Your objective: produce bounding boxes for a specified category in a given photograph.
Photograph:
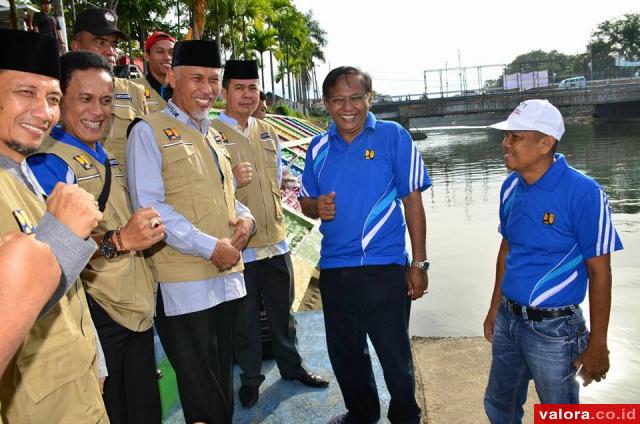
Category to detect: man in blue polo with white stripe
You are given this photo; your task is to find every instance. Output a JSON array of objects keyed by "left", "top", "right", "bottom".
[
  {"left": 483, "top": 99, "right": 623, "bottom": 423},
  {"left": 300, "top": 66, "right": 430, "bottom": 424}
]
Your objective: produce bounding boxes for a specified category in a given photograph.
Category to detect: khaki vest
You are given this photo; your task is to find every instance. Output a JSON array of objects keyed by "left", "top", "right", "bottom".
[
  {"left": 133, "top": 74, "right": 167, "bottom": 114},
  {"left": 103, "top": 77, "right": 148, "bottom": 171},
  {"left": 0, "top": 169, "right": 106, "bottom": 424},
  {"left": 39, "top": 136, "right": 155, "bottom": 332},
  {"left": 212, "top": 119, "right": 286, "bottom": 247},
  {"left": 141, "top": 112, "right": 243, "bottom": 282}
]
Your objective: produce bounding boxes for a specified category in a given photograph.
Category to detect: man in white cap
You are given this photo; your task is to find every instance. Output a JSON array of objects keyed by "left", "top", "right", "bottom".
[{"left": 483, "top": 99, "right": 623, "bottom": 423}]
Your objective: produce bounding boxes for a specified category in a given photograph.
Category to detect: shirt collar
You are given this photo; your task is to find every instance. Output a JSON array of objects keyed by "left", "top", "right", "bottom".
[
  {"left": 328, "top": 111, "right": 377, "bottom": 138},
  {"left": 218, "top": 111, "right": 255, "bottom": 136},
  {"left": 518, "top": 153, "right": 569, "bottom": 191},
  {"left": 50, "top": 125, "right": 107, "bottom": 164},
  {"left": 165, "top": 100, "right": 211, "bottom": 135}
]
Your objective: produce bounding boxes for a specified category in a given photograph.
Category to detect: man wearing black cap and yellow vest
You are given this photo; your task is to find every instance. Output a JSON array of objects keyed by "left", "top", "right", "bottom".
[
  {"left": 0, "top": 29, "right": 106, "bottom": 423},
  {"left": 214, "top": 59, "right": 329, "bottom": 409},
  {"left": 71, "top": 7, "right": 148, "bottom": 171},
  {"left": 127, "top": 40, "right": 255, "bottom": 424}
]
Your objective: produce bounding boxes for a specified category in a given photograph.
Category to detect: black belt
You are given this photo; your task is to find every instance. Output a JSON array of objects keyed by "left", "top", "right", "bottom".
[{"left": 503, "top": 297, "right": 576, "bottom": 322}]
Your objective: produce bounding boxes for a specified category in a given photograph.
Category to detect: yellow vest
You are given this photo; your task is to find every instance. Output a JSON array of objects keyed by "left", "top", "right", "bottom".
[
  {"left": 0, "top": 168, "right": 106, "bottom": 424},
  {"left": 103, "top": 77, "right": 148, "bottom": 171},
  {"left": 38, "top": 136, "right": 155, "bottom": 332},
  {"left": 140, "top": 112, "right": 244, "bottom": 282},
  {"left": 212, "top": 118, "right": 286, "bottom": 247},
  {"left": 132, "top": 74, "right": 167, "bottom": 114}
]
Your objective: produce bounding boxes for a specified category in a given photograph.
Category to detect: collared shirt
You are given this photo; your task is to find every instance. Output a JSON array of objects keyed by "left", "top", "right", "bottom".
[
  {"left": 126, "top": 100, "right": 250, "bottom": 316},
  {"left": 0, "top": 154, "right": 96, "bottom": 314},
  {"left": 300, "top": 112, "right": 431, "bottom": 269},
  {"left": 499, "top": 153, "right": 623, "bottom": 307},
  {"left": 217, "top": 111, "right": 288, "bottom": 263},
  {"left": 145, "top": 72, "right": 173, "bottom": 102},
  {"left": 27, "top": 126, "right": 108, "bottom": 195}
]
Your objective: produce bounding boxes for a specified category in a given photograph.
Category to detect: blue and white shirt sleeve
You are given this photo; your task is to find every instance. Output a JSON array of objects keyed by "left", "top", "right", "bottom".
[
  {"left": 392, "top": 125, "right": 431, "bottom": 198},
  {"left": 573, "top": 184, "right": 623, "bottom": 259},
  {"left": 27, "top": 153, "right": 76, "bottom": 196},
  {"left": 300, "top": 133, "right": 328, "bottom": 199},
  {"left": 498, "top": 173, "right": 519, "bottom": 235}
]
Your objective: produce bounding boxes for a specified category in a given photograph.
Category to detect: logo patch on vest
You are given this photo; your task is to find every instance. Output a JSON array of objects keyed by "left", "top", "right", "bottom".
[
  {"left": 114, "top": 93, "right": 132, "bottom": 101},
  {"left": 12, "top": 209, "right": 36, "bottom": 235},
  {"left": 365, "top": 149, "right": 376, "bottom": 160},
  {"left": 260, "top": 132, "right": 271, "bottom": 141},
  {"left": 108, "top": 158, "right": 119, "bottom": 167},
  {"left": 144, "top": 88, "right": 151, "bottom": 98},
  {"left": 73, "top": 154, "right": 93, "bottom": 170},
  {"left": 163, "top": 128, "right": 182, "bottom": 141},
  {"left": 213, "top": 134, "right": 223, "bottom": 143},
  {"left": 543, "top": 211, "right": 555, "bottom": 225}
]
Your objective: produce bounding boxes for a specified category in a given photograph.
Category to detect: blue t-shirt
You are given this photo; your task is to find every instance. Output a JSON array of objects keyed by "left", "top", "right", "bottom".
[
  {"left": 499, "top": 153, "right": 623, "bottom": 307},
  {"left": 300, "top": 112, "right": 431, "bottom": 269},
  {"left": 27, "top": 126, "right": 108, "bottom": 195}
]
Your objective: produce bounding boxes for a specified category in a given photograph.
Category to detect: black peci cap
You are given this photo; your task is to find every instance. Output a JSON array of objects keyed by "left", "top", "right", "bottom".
[
  {"left": 73, "top": 7, "right": 128, "bottom": 40},
  {"left": 223, "top": 60, "right": 259, "bottom": 80},
  {"left": 0, "top": 29, "right": 60, "bottom": 79},
  {"left": 172, "top": 40, "right": 221, "bottom": 68}
]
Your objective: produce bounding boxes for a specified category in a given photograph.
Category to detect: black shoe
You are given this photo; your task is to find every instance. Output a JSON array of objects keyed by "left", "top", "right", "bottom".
[
  {"left": 239, "top": 384, "right": 260, "bottom": 408},
  {"left": 285, "top": 369, "right": 329, "bottom": 388}
]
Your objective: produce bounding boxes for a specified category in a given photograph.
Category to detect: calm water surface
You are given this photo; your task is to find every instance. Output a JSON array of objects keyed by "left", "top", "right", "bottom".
[{"left": 408, "top": 122, "right": 640, "bottom": 403}]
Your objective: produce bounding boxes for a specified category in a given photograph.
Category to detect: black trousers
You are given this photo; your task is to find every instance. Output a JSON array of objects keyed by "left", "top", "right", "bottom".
[
  {"left": 155, "top": 290, "right": 238, "bottom": 424},
  {"left": 233, "top": 252, "right": 303, "bottom": 385},
  {"left": 87, "top": 296, "right": 161, "bottom": 424},
  {"left": 319, "top": 265, "right": 422, "bottom": 424}
]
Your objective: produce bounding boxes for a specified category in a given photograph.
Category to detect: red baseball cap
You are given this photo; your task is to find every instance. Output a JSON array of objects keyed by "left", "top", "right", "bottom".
[{"left": 145, "top": 31, "right": 176, "bottom": 52}]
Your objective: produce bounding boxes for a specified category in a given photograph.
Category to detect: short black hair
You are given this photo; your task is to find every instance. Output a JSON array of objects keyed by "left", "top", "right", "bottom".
[
  {"left": 322, "top": 66, "right": 372, "bottom": 97},
  {"left": 259, "top": 91, "right": 266, "bottom": 101},
  {"left": 60, "top": 51, "right": 114, "bottom": 94}
]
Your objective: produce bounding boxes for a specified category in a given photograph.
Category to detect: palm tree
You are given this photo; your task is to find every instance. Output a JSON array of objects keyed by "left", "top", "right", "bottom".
[{"left": 249, "top": 22, "right": 278, "bottom": 91}]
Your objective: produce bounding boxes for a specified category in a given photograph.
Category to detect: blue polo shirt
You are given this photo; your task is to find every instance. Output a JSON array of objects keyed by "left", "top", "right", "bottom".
[
  {"left": 300, "top": 112, "right": 431, "bottom": 269},
  {"left": 27, "top": 126, "right": 108, "bottom": 196},
  {"left": 499, "top": 153, "right": 623, "bottom": 307}
]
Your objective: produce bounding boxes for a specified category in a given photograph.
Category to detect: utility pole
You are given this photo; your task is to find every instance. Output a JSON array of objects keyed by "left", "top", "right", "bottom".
[
  {"left": 53, "top": 0, "right": 68, "bottom": 52},
  {"left": 458, "top": 49, "right": 463, "bottom": 94}
]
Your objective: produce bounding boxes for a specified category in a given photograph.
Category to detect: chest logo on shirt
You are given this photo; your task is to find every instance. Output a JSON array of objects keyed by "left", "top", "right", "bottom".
[
  {"left": 163, "top": 128, "right": 182, "bottom": 141},
  {"left": 114, "top": 93, "right": 133, "bottom": 101},
  {"left": 73, "top": 154, "right": 93, "bottom": 170},
  {"left": 365, "top": 149, "right": 376, "bottom": 160},
  {"left": 144, "top": 88, "right": 151, "bottom": 99},
  {"left": 12, "top": 209, "right": 36, "bottom": 235},
  {"left": 543, "top": 211, "right": 555, "bottom": 225},
  {"left": 260, "top": 132, "right": 271, "bottom": 141}
]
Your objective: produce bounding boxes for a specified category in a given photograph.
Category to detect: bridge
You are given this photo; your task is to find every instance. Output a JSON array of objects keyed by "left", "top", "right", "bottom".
[{"left": 370, "top": 79, "right": 640, "bottom": 127}]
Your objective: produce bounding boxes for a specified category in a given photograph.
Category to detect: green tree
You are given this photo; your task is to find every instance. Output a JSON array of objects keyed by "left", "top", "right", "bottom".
[
  {"left": 590, "top": 13, "right": 640, "bottom": 79},
  {"left": 249, "top": 21, "right": 278, "bottom": 92}
]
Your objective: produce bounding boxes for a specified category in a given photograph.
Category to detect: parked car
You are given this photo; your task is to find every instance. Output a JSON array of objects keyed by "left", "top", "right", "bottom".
[{"left": 558, "top": 76, "right": 586, "bottom": 89}]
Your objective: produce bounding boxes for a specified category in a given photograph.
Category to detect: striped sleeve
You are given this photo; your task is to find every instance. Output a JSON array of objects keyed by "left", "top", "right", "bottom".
[
  {"left": 574, "top": 186, "right": 623, "bottom": 259},
  {"left": 299, "top": 134, "right": 327, "bottom": 199},
  {"left": 394, "top": 126, "right": 431, "bottom": 198},
  {"left": 27, "top": 153, "right": 76, "bottom": 196}
]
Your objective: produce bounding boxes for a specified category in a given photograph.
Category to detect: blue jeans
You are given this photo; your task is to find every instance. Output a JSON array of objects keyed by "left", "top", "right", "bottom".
[
  {"left": 320, "top": 265, "right": 421, "bottom": 424},
  {"left": 484, "top": 300, "right": 590, "bottom": 424}
]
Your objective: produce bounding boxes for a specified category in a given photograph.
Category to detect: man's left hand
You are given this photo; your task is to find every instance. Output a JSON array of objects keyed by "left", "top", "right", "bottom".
[
  {"left": 574, "top": 343, "right": 610, "bottom": 386},
  {"left": 229, "top": 217, "right": 254, "bottom": 251},
  {"left": 407, "top": 267, "right": 428, "bottom": 300}
]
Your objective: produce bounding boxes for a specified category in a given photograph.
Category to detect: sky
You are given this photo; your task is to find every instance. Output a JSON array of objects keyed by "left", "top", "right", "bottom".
[{"left": 287, "top": 0, "right": 639, "bottom": 96}]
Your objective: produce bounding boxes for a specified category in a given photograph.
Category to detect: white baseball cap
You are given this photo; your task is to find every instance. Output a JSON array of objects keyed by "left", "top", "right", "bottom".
[{"left": 489, "top": 99, "right": 565, "bottom": 141}]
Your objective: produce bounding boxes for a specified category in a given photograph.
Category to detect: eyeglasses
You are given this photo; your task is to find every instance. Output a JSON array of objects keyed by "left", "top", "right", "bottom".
[
  {"left": 91, "top": 37, "right": 120, "bottom": 50},
  {"left": 327, "top": 93, "right": 368, "bottom": 107}
]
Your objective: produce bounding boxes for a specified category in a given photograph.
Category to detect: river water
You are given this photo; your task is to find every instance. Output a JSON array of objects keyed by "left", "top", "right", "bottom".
[{"left": 408, "top": 122, "right": 640, "bottom": 403}]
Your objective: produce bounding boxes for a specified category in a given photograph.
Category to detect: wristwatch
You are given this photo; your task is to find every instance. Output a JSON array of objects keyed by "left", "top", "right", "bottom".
[
  {"left": 99, "top": 230, "right": 118, "bottom": 259},
  {"left": 410, "top": 260, "right": 430, "bottom": 273}
]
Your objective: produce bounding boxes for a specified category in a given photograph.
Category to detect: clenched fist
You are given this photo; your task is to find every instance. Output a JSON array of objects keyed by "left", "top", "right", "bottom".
[
  {"left": 210, "top": 237, "right": 241, "bottom": 271},
  {"left": 233, "top": 162, "right": 253, "bottom": 188},
  {"left": 119, "top": 208, "right": 165, "bottom": 251},
  {"left": 317, "top": 192, "right": 336, "bottom": 221},
  {"left": 46, "top": 183, "right": 102, "bottom": 239}
]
